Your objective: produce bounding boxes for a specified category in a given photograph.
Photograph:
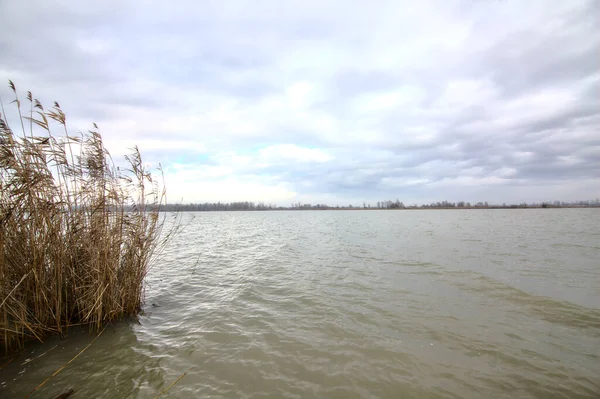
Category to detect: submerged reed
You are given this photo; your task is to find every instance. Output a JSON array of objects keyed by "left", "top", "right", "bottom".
[{"left": 0, "top": 81, "right": 167, "bottom": 352}]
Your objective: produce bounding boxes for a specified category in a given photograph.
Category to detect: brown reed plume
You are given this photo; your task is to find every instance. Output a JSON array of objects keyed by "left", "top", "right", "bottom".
[{"left": 0, "top": 81, "right": 169, "bottom": 352}]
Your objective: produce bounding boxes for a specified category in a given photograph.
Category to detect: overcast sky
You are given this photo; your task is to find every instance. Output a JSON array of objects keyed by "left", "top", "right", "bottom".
[{"left": 1, "top": 0, "right": 598, "bottom": 206}]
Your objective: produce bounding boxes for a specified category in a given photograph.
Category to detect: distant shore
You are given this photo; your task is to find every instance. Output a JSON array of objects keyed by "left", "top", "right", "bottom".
[{"left": 160, "top": 204, "right": 600, "bottom": 212}]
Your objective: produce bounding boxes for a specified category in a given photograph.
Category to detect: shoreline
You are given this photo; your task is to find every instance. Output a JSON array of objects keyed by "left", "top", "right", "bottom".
[{"left": 159, "top": 205, "right": 600, "bottom": 212}]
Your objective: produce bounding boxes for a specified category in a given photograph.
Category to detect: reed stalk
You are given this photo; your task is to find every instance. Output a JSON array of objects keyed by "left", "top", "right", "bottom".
[{"left": 0, "top": 81, "right": 168, "bottom": 352}]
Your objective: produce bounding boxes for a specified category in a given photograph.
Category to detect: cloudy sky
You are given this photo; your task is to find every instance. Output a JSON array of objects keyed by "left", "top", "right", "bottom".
[{"left": 1, "top": 0, "right": 598, "bottom": 206}]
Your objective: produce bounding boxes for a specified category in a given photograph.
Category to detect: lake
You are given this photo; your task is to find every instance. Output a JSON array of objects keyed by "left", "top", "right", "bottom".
[{"left": 1, "top": 209, "right": 599, "bottom": 398}]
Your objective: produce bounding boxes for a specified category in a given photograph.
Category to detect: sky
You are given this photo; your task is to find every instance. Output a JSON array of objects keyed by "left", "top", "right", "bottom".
[{"left": 1, "top": 0, "right": 599, "bottom": 206}]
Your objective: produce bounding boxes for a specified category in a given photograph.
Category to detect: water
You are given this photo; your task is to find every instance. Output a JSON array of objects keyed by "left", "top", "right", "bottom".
[{"left": 1, "top": 209, "right": 599, "bottom": 398}]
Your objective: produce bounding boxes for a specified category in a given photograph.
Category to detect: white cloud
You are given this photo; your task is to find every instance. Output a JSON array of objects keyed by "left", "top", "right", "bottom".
[
  {"left": 163, "top": 170, "right": 297, "bottom": 204},
  {"left": 258, "top": 144, "right": 332, "bottom": 163}
]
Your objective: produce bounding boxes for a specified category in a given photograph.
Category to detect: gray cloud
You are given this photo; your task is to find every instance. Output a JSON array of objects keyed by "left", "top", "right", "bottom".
[{"left": 1, "top": 0, "right": 599, "bottom": 205}]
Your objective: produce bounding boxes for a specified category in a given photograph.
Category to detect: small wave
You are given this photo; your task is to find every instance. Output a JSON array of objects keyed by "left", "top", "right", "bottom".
[{"left": 453, "top": 273, "right": 600, "bottom": 330}]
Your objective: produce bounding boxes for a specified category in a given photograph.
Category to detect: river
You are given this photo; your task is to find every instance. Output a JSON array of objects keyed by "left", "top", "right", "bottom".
[{"left": 1, "top": 209, "right": 599, "bottom": 398}]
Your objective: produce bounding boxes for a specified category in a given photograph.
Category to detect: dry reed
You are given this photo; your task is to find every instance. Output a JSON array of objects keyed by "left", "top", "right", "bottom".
[{"left": 0, "top": 81, "right": 168, "bottom": 353}]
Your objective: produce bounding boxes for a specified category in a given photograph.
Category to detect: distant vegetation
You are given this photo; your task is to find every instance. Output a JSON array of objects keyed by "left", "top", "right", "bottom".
[
  {"left": 0, "top": 82, "right": 168, "bottom": 352},
  {"left": 161, "top": 199, "right": 599, "bottom": 212}
]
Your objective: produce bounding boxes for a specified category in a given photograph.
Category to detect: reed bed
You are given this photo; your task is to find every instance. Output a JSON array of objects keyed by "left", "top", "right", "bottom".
[{"left": 0, "top": 81, "right": 168, "bottom": 352}]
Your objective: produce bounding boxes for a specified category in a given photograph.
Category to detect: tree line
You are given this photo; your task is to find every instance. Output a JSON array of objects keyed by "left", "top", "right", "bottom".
[{"left": 159, "top": 199, "right": 600, "bottom": 212}]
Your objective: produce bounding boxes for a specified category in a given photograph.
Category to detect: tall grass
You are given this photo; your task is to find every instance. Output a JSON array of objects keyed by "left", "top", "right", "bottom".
[{"left": 0, "top": 81, "right": 167, "bottom": 352}]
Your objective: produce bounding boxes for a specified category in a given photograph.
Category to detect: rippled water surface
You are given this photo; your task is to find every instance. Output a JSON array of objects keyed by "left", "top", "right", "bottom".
[{"left": 2, "top": 209, "right": 600, "bottom": 398}]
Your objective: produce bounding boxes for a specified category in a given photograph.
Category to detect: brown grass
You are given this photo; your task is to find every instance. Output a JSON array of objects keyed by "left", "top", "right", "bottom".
[{"left": 0, "top": 81, "right": 169, "bottom": 353}]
